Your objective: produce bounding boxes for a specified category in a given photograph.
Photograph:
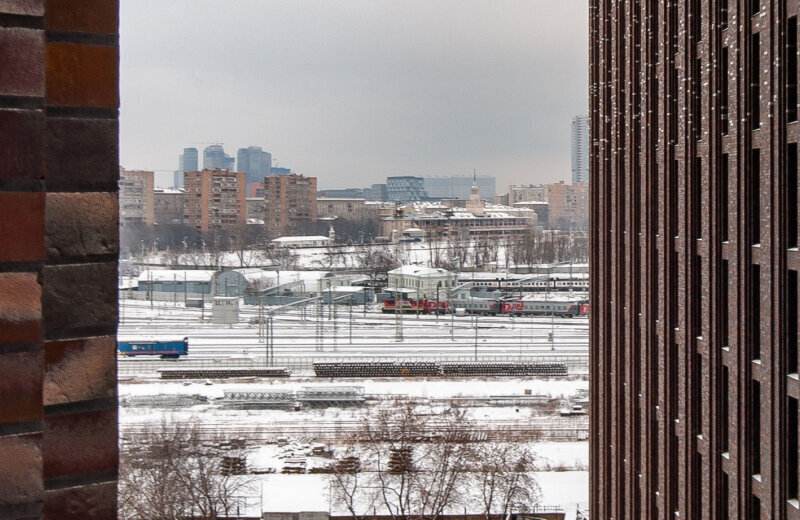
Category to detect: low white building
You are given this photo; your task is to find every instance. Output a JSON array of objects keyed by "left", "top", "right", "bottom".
[
  {"left": 271, "top": 236, "right": 331, "bottom": 248},
  {"left": 387, "top": 265, "right": 457, "bottom": 299}
]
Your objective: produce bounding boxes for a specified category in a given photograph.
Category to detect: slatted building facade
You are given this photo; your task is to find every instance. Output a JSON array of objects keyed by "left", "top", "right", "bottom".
[{"left": 590, "top": 0, "right": 800, "bottom": 518}]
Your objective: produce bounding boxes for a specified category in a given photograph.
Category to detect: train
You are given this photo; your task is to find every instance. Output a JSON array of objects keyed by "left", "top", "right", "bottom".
[
  {"left": 117, "top": 337, "right": 189, "bottom": 358},
  {"left": 461, "top": 272, "right": 590, "bottom": 292},
  {"left": 382, "top": 295, "right": 589, "bottom": 318}
]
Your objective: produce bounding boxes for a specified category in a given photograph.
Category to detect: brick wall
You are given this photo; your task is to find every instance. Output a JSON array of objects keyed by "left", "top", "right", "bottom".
[
  {"left": 0, "top": 1, "right": 119, "bottom": 519},
  {"left": 591, "top": 1, "right": 800, "bottom": 518}
]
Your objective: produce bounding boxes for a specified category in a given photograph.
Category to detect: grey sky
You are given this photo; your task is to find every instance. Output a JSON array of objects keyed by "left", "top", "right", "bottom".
[{"left": 120, "top": 1, "right": 588, "bottom": 191}]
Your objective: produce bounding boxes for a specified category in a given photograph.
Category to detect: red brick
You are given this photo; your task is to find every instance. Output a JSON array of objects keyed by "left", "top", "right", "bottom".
[
  {"left": 0, "top": 350, "right": 42, "bottom": 425},
  {"left": 45, "top": 192, "right": 118, "bottom": 261},
  {"left": 43, "top": 408, "right": 117, "bottom": 479},
  {"left": 0, "top": 273, "right": 42, "bottom": 343},
  {"left": 0, "top": 27, "right": 44, "bottom": 97},
  {"left": 45, "top": 117, "right": 118, "bottom": 192},
  {"left": 0, "top": 109, "right": 44, "bottom": 181},
  {"left": 0, "top": 0, "right": 44, "bottom": 16},
  {"left": 44, "top": 481, "right": 116, "bottom": 520},
  {"left": 44, "top": 336, "right": 115, "bottom": 407},
  {"left": 42, "top": 262, "right": 116, "bottom": 338},
  {"left": 0, "top": 433, "right": 42, "bottom": 506},
  {"left": 46, "top": 43, "right": 117, "bottom": 107},
  {"left": 0, "top": 192, "right": 45, "bottom": 262},
  {"left": 44, "top": 0, "right": 116, "bottom": 34}
]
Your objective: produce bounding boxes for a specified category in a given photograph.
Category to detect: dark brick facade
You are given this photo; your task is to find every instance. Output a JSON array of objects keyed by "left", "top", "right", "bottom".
[
  {"left": 591, "top": 0, "right": 800, "bottom": 518},
  {"left": 0, "top": 2, "right": 119, "bottom": 519}
]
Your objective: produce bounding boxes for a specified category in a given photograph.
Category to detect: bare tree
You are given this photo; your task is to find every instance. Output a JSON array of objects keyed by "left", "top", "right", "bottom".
[
  {"left": 469, "top": 443, "right": 541, "bottom": 518},
  {"left": 119, "top": 420, "right": 253, "bottom": 520},
  {"left": 333, "top": 404, "right": 474, "bottom": 519}
]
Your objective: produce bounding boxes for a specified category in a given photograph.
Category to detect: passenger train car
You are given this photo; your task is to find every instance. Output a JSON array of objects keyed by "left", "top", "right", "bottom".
[
  {"left": 382, "top": 295, "right": 589, "bottom": 318},
  {"left": 117, "top": 337, "right": 189, "bottom": 358}
]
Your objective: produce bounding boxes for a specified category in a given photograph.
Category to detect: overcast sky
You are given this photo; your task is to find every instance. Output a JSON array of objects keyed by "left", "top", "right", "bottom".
[{"left": 120, "top": 1, "right": 588, "bottom": 191}]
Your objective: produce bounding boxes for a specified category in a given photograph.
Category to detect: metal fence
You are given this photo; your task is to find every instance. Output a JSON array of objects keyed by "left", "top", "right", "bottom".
[{"left": 118, "top": 353, "right": 589, "bottom": 376}]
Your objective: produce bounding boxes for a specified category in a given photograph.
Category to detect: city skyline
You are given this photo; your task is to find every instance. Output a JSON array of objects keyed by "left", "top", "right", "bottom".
[{"left": 119, "top": 0, "right": 588, "bottom": 190}]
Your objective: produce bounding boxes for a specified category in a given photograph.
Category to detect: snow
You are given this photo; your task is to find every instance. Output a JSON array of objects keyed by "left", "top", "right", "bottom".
[
  {"left": 260, "top": 475, "right": 330, "bottom": 512},
  {"left": 138, "top": 270, "right": 215, "bottom": 282},
  {"left": 119, "top": 378, "right": 588, "bottom": 401}
]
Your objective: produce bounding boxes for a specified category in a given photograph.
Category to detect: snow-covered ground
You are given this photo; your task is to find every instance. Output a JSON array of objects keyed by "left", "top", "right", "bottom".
[
  {"left": 118, "top": 292, "right": 589, "bottom": 516},
  {"left": 118, "top": 298, "right": 589, "bottom": 377}
]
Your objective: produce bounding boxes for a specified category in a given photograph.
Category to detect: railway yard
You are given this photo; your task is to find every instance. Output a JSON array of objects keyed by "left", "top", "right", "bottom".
[{"left": 118, "top": 297, "right": 590, "bottom": 516}]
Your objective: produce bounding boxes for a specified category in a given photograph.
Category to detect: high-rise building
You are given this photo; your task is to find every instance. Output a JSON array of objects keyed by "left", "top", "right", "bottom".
[
  {"left": 386, "top": 176, "right": 428, "bottom": 202},
  {"left": 423, "top": 175, "right": 496, "bottom": 200},
  {"left": 263, "top": 173, "right": 318, "bottom": 237},
  {"left": 183, "top": 169, "right": 247, "bottom": 232},
  {"left": 570, "top": 115, "right": 589, "bottom": 184},
  {"left": 237, "top": 146, "right": 272, "bottom": 187},
  {"left": 203, "top": 144, "right": 235, "bottom": 171},
  {"left": 119, "top": 167, "right": 154, "bottom": 227},
  {"left": 591, "top": 2, "right": 799, "bottom": 519},
  {"left": 175, "top": 147, "right": 198, "bottom": 188}
]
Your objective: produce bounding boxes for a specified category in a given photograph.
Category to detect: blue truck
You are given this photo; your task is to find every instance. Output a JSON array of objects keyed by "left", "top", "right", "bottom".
[{"left": 117, "top": 337, "right": 189, "bottom": 359}]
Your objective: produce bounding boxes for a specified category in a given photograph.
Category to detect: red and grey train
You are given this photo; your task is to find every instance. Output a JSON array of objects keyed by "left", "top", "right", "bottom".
[{"left": 382, "top": 295, "right": 589, "bottom": 318}]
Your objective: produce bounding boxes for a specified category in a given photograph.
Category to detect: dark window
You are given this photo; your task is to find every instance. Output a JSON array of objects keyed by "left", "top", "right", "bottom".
[
  {"left": 751, "top": 33, "right": 761, "bottom": 129},
  {"left": 692, "top": 157, "right": 702, "bottom": 240},
  {"left": 749, "top": 149, "right": 762, "bottom": 245},
  {"left": 751, "top": 265, "right": 762, "bottom": 361},
  {"left": 722, "top": 365, "right": 730, "bottom": 450},
  {"left": 693, "top": 59, "right": 702, "bottom": 142},
  {"left": 722, "top": 154, "right": 730, "bottom": 241},
  {"left": 722, "top": 259, "right": 729, "bottom": 348},
  {"left": 721, "top": 470, "right": 730, "bottom": 520},
  {"left": 722, "top": 47, "right": 729, "bottom": 135},
  {"left": 788, "top": 397, "right": 799, "bottom": 501},
  {"left": 691, "top": 448, "right": 702, "bottom": 517},
  {"left": 788, "top": 17, "right": 798, "bottom": 123},
  {"left": 751, "top": 381, "right": 762, "bottom": 475},
  {"left": 789, "top": 143, "right": 798, "bottom": 248},
  {"left": 721, "top": 0, "right": 729, "bottom": 30},
  {"left": 789, "top": 270, "right": 798, "bottom": 375},
  {"left": 751, "top": 495, "right": 761, "bottom": 520},
  {"left": 751, "top": 0, "right": 760, "bottom": 16}
]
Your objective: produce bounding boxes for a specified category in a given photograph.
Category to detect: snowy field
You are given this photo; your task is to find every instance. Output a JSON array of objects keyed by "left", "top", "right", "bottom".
[{"left": 118, "top": 295, "right": 589, "bottom": 515}]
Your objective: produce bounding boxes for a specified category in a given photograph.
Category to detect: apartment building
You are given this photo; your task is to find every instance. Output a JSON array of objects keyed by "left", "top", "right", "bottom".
[
  {"left": 119, "top": 167, "right": 154, "bottom": 227},
  {"left": 263, "top": 173, "right": 318, "bottom": 237},
  {"left": 547, "top": 181, "right": 587, "bottom": 230},
  {"left": 153, "top": 188, "right": 185, "bottom": 226},
  {"left": 183, "top": 169, "right": 247, "bottom": 232}
]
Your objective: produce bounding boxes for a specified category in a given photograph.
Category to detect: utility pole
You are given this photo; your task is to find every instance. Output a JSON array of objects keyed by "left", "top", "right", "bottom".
[{"left": 474, "top": 313, "right": 478, "bottom": 360}]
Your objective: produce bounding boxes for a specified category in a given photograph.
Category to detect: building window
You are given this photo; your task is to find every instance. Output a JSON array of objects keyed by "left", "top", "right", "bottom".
[
  {"left": 748, "top": 149, "right": 761, "bottom": 245},
  {"left": 751, "top": 33, "right": 761, "bottom": 129},
  {"left": 789, "top": 143, "right": 798, "bottom": 249},
  {"left": 751, "top": 380, "right": 762, "bottom": 475},
  {"left": 788, "top": 17, "right": 798, "bottom": 123},
  {"left": 789, "top": 270, "right": 799, "bottom": 375}
]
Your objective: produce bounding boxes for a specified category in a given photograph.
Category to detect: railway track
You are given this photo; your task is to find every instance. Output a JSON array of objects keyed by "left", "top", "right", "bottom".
[{"left": 120, "top": 418, "right": 588, "bottom": 443}]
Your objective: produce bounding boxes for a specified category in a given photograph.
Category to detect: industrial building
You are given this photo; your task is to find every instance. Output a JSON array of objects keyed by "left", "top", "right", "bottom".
[{"left": 136, "top": 270, "right": 214, "bottom": 295}]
